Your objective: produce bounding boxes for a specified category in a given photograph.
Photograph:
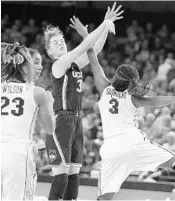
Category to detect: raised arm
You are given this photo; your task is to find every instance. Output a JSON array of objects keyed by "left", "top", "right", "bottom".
[
  {"left": 34, "top": 87, "right": 55, "bottom": 134},
  {"left": 53, "top": 2, "right": 122, "bottom": 78},
  {"left": 74, "top": 27, "right": 109, "bottom": 69},
  {"left": 87, "top": 48, "right": 110, "bottom": 95},
  {"left": 73, "top": 5, "right": 124, "bottom": 69},
  {"left": 132, "top": 95, "right": 175, "bottom": 108}
]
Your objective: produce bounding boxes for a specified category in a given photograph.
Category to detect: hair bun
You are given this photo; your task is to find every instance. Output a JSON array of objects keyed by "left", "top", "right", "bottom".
[{"left": 11, "top": 42, "right": 20, "bottom": 54}]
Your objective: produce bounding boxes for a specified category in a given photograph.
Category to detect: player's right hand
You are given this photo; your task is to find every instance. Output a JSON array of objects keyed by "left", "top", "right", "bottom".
[{"left": 104, "top": 2, "right": 124, "bottom": 22}]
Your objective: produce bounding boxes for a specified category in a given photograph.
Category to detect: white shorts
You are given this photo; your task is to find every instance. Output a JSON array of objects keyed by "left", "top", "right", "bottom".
[
  {"left": 1, "top": 141, "right": 37, "bottom": 200},
  {"left": 98, "top": 129, "right": 175, "bottom": 196}
]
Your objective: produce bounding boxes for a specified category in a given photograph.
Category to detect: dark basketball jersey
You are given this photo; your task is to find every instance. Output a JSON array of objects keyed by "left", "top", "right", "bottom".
[{"left": 51, "top": 62, "right": 83, "bottom": 113}]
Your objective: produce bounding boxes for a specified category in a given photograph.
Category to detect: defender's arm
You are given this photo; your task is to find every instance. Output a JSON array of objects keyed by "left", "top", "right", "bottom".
[
  {"left": 132, "top": 95, "right": 175, "bottom": 108},
  {"left": 87, "top": 48, "right": 110, "bottom": 96}
]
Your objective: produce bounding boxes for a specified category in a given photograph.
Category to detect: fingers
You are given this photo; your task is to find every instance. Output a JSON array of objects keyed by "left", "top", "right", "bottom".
[
  {"left": 111, "top": 2, "right": 116, "bottom": 12},
  {"left": 106, "top": 6, "right": 110, "bottom": 15},
  {"left": 114, "top": 5, "right": 122, "bottom": 14},
  {"left": 112, "top": 15, "right": 123, "bottom": 23},
  {"left": 76, "top": 18, "right": 83, "bottom": 26},
  {"left": 73, "top": 15, "right": 77, "bottom": 21},
  {"left": 73, "top": 16, "right": 83, "bottom": 27},
  {"left": 116, "top": 16, "right": 123, "bottom": 20},
  {"left": 70, "top": 18, "right": 76, "bottom": 26},
  {"left": 116, "top": 10, "right": 124, "bottom": 17},
  {"left": 70, "top": 16, "right": 79, "bottom": 26},
  {"left": 70, "top": 15, "right": 85, "bottom": 31},
  {"left": 73, "top": 15, "right": 79, "bottom": 24},
  {"left": 69, "top": 24, "right": 76, "bottom": 30},
  {"left": 105, "top": 2, "right": 124, "bottom": 22},
  {"left": 70, "top": 16, "right": 80, "bottom": 25}
]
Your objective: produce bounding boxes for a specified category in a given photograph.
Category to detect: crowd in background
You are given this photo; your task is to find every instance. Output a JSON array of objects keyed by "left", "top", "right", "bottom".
[{"left": 1, "top": 13, "right": 175, "bottom": 182}]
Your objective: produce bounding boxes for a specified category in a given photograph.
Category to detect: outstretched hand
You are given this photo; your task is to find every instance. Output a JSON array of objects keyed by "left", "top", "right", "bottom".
[
  {"left": 70, "top": 16, "right": 88, "bottom": 39},
  {"left": 104, "top": 2, "right": 124, "bottom": 22}
]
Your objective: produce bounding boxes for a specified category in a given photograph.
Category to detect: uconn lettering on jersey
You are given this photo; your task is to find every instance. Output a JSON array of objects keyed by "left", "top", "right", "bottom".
[
  {"left": 72, "top": 71, "right": 83, "bottom": 79},
  {"left": 106, "top": 88, "right": 127, "bottom": 99}
]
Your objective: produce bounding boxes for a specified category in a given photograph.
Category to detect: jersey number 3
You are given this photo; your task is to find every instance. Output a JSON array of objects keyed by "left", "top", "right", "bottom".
[
  {"left": 77, "top": 79, "right": 82, "bottom": 93},
  {"left": 1, "top": 96, "right": 24, "bottom": 116},
  {"left": 109, "top": 98, "right": 119, "bottom": 114}
]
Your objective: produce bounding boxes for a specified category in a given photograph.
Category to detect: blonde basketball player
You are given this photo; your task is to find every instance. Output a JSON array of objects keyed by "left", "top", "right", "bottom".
[
  {"left": 43, "top": 2, "right": 123, "bottom": 200},
  {"left": 1, "top": 43, "right": 55, "bottom": 200}
]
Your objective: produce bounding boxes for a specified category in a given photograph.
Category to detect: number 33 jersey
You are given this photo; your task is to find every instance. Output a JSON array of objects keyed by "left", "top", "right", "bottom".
[
  {"left": 1, "top": 82, "right": 38, "bottom": 142},
  {"left": 98, "top": 85, "right": 140, "bottom": 138}
]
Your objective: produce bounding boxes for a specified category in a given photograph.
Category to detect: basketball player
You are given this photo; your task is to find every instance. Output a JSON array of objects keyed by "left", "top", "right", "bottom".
[
  {"left": 43, "top": 2, "right": 124, "bottom": 200},
  {"left": 28, "top": 48, "right": 43, "bottom": 82},
  {"left": 28, "top": 47, "right": 45, "bottom": 190},
  {"left": 1, "top": 43, "right": 55, "bottom": 200},
  {"left": 28, "top": 48, "right": 47, "bottom": 150},
  {"left": 85, "top": 48, "right": 175, "bottom": 199}
]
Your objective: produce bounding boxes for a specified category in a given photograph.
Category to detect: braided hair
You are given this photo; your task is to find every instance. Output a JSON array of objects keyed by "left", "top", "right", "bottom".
[
  {"left": 1, "top": 42, "right": 32, "bottom": 83},
  {"left": 111, "top": 64, "right": 151, "bottom": 97}
]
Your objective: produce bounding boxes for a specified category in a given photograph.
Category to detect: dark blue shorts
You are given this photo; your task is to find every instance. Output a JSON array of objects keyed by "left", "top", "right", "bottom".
[{"left": 46, "top": 111, "right": 83, "bottom": 166}]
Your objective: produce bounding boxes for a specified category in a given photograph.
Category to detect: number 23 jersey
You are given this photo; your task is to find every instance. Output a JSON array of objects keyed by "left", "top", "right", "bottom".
[
  {"left": 98, "top": 85, "right": 140, "bottom": 138},
  {"left": 1, "top": 82, "right": 38, "bottom": 142}
]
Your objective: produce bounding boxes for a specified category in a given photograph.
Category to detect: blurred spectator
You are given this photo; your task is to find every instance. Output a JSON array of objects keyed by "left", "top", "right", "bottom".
[
  {"left": 163, "top": 131, "right": 175, "bottom": 152},
  {"left": 156, "top": 58, "right": 175, "bottom": 82}
]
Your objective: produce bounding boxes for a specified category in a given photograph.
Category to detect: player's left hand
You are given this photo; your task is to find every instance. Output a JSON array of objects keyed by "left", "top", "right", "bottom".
[{"left": 70, "top": 16, "right": 88, "bottom": 39}]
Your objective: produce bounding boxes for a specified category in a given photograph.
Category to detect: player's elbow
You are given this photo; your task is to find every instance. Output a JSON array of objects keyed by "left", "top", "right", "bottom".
[
  {"left": 42, "top": 115, "right": 55, "bottom": 134},
  {"left": 45, "top": 121, "right": 55, "bottom": 134}
]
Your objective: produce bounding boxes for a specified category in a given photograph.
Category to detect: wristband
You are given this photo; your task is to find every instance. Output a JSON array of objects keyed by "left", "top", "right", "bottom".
[{"left": 105, "top": 20, "right": 116, "bottom": 35}]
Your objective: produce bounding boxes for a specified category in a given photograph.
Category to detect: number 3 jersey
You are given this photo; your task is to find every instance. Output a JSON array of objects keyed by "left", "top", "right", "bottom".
[
  {"left": 98, "top": 85, "right": 140, "bottom": 139},
  {"left": 1, "top": 82, "right": 38, "bottom": 142},
  {"left": 51, "top": 62, "right": 83, "bottom": 113}
]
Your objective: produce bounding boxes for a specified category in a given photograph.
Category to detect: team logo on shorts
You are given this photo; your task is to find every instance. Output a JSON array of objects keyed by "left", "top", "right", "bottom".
[{"left": 49, "top": 149, "right": 57, "bottom": 163}]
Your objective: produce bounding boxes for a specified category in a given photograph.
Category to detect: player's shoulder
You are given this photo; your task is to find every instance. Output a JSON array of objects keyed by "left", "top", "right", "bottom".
[
  {"left": 52, "top": 57, "right": 68, "bottom": 79},
  {"left": 101, "top": 85, "right": 115, "bottom": 96},
  {"left": 33, "top": 86, "right": 47, "bottom": 105},
  {"left": 34, "top": 86, "right": 48, "bottom": 98},
  {"left": 98, "top": 85, "right": 114, "bottom": 103}
]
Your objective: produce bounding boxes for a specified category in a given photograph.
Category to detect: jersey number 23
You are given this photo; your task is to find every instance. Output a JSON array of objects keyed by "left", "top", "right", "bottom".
[{"left": 1, "top": 96, "right": 24, "bottom": 116}]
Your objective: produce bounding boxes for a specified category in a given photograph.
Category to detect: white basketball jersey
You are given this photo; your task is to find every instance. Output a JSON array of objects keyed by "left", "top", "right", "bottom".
[
  {"left": 1, "top": 82, "right": 39, "bottom": 143},
  {"left": 98, "top": 85, "right": 140, "bottom": 139}
]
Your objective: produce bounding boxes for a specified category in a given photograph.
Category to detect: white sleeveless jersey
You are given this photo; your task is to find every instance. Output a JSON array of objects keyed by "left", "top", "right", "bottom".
[
  {"left": 1, "top": 82, "right": 39, "bottom": 143},
  {"left": 98, "top": 85, "right": 140, "bottom": 139}
]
